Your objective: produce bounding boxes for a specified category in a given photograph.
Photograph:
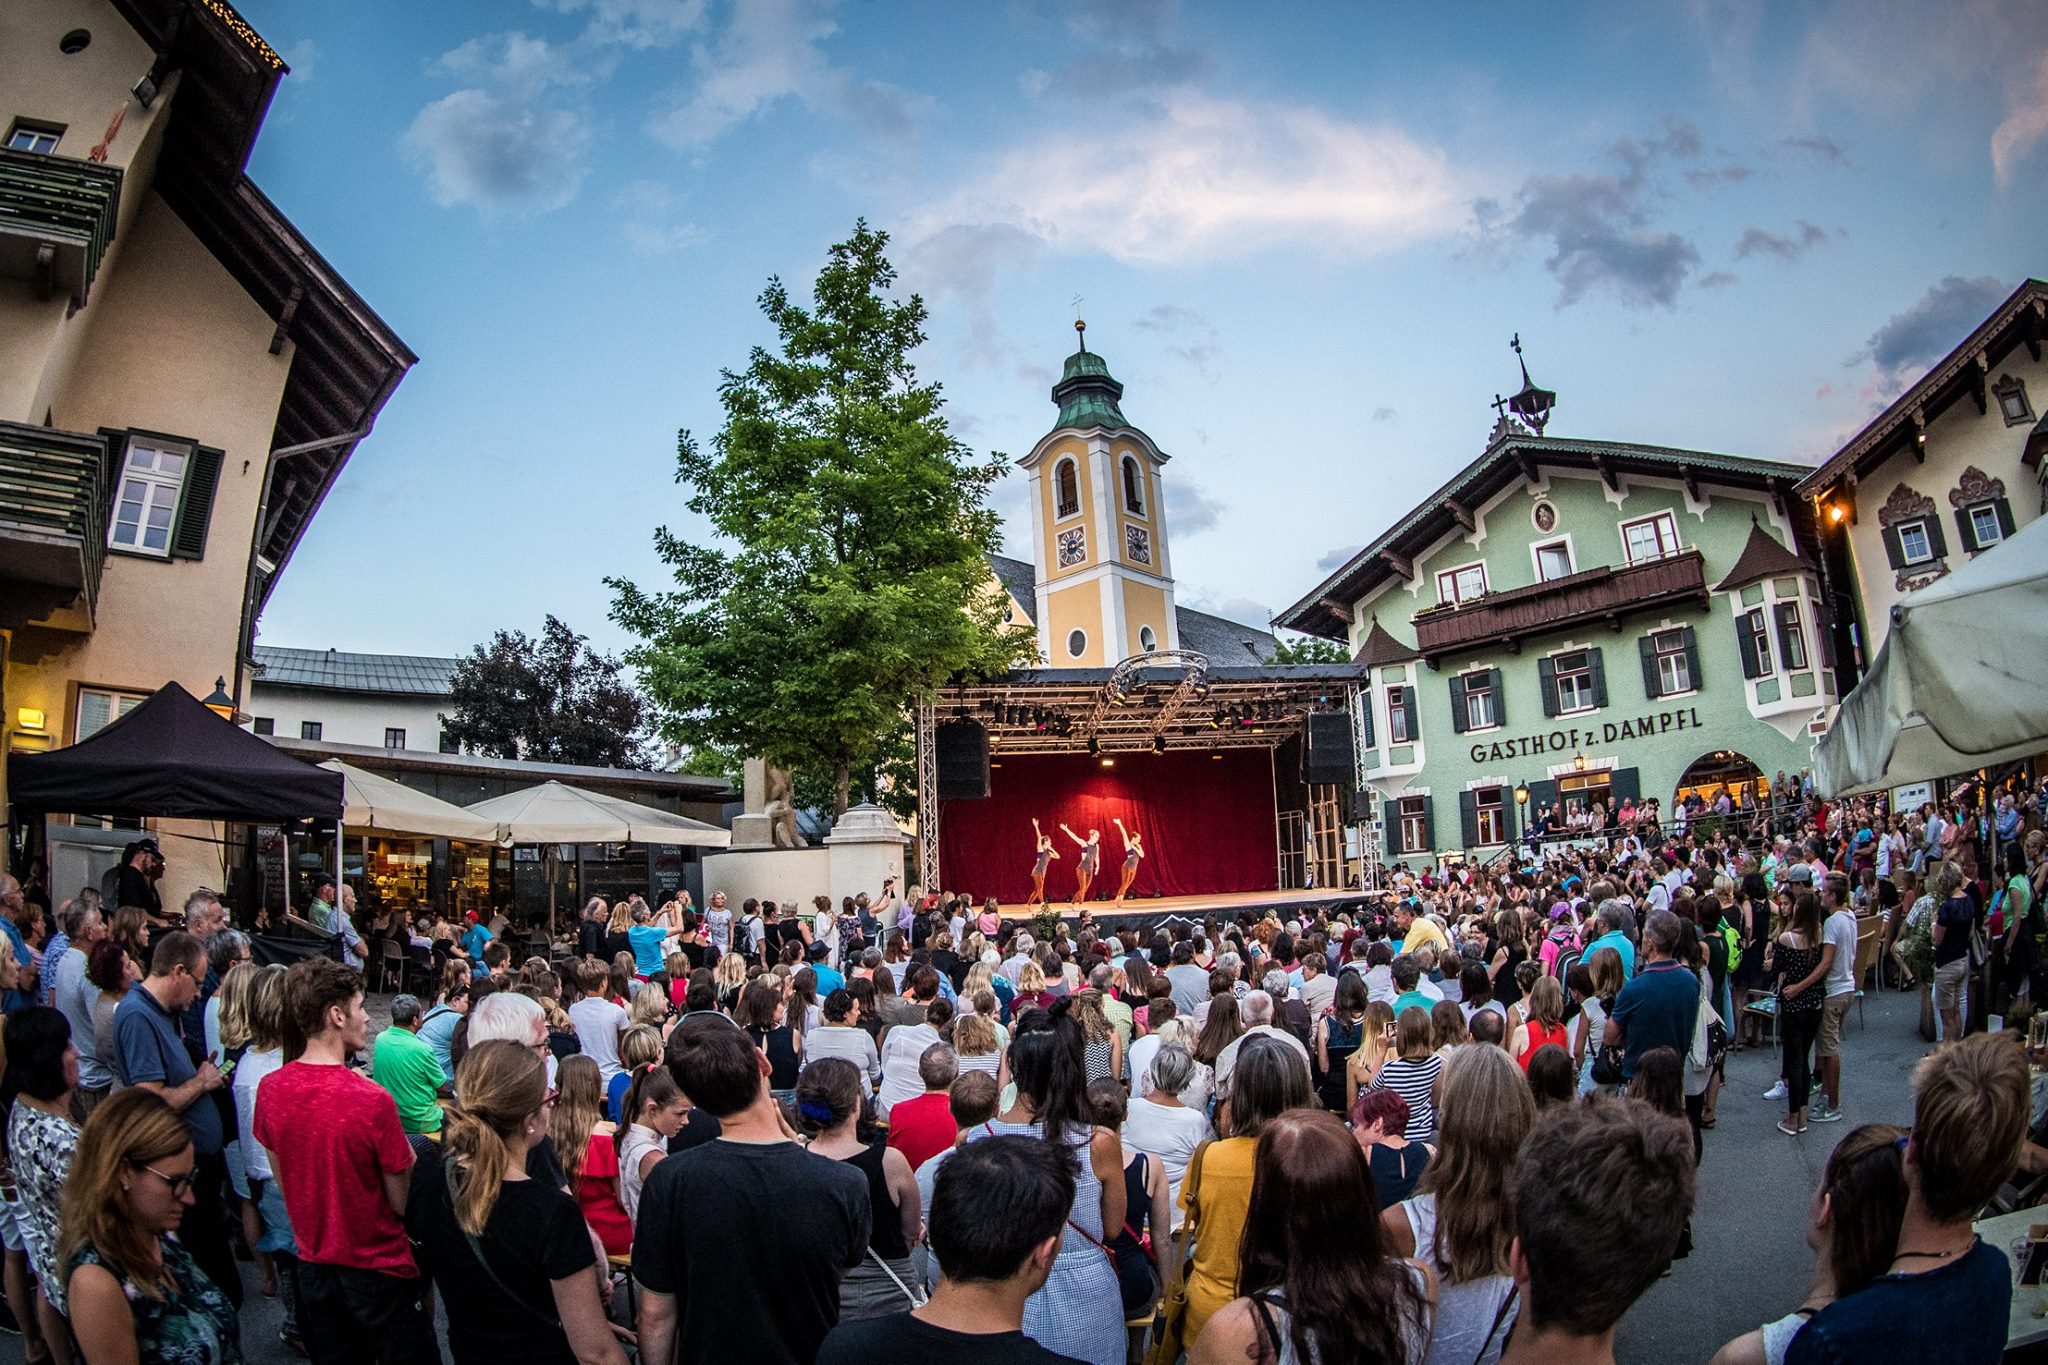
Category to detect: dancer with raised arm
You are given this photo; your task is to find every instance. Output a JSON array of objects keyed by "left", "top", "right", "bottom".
[
  {"left": 1112, "top": 817, "right": 1145, "bottom": 908},
  {"left": 1029, "top": 818, "right": 1061, "bottom": 908},
  {"left": 1061, "top": 823, "right": 1102, "bottom": 905}
]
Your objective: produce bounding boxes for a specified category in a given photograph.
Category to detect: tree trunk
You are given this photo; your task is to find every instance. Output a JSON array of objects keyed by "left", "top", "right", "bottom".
[{"left": 834, "top": 760, "right": 852, "bottom": 818}]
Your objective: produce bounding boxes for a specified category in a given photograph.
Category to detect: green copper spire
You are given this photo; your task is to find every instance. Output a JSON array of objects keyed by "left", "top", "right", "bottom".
[{"left": 1051, "top": 319, "right": 1128, "bottom": 429}]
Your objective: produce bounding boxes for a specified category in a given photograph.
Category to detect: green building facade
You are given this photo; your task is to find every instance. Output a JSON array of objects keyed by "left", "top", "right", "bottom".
[{"left": 1278, "top": 422, "right": 1839, "bottom": 869}]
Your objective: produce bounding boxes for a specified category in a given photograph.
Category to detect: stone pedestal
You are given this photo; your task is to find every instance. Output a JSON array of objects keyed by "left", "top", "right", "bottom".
[
  {"left": 824, "top": 803, "right": 909, "bottom": 905},
  {"left": 703, "top": 802, "right": 908, "bottom": 913}
]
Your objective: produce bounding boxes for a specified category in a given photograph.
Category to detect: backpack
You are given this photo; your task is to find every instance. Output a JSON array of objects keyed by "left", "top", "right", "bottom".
[{"left": 1719, "top": 922, "right": 1742, "bottom": 974}]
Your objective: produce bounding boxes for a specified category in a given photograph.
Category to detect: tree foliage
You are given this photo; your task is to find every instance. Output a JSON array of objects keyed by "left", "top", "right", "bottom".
[
  {"left": 441, "top": 616, "right": 648, "bottom": 768},
  {"left": 1268, "top": 632, "right": 1350, "bottom": 665},
  {"left": 609, "top": 222, "right": 1034, "bottom": 814}
]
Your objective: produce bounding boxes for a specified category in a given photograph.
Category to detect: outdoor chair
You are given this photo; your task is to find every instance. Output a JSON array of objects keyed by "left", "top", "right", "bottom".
[
  {"left": 1741, "top": 988, "right": 1779, "bottom": 1054},
  {"left": 377, "top": 939, "right": 406, "bottom": 993}
]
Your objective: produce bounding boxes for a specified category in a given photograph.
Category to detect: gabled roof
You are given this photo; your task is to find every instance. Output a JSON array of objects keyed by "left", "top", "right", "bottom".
[
  {"left": 1711, "top": 520, "right": 1814, "bottom": 593},
  {"left": 991, "top": 554, "right": 1038, "bottom": 623},
  {"left": 1276, "top": 432, "right": 1812, "bottom": 640},
  {"left": 1796, "top": 278, "right": 2048, "bottom": 497},
  {"left": 985, "top": 555, "right": 1275, "bottom": 661},
  {"left": 1354, "top": 619, "right": 1420, "bottom": 667},
  {"left": 252, "top": 646, "right": 458, "bottom": 696}
]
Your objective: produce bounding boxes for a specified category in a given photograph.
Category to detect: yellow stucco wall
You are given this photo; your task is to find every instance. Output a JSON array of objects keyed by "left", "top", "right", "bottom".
[
  {"left": 1039, "top": 442, "right": 1095, "bottom": 581},
  {"left": 1122, "top": 579, "right": 1169, "bottom": 656},
  {"left": 1113, "top": 445, "right": 1163, "bottom": 572},
  {"left": 1046, "top": 580, "right": 1105, "bottom": 667}
]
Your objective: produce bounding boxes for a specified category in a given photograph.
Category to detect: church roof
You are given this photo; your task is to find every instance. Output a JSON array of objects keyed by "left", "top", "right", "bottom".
[
  {"left": 988, "top": 554, "right": 1275, "bottom": 661},
  {"left": 1353, "top": 619, "right": 1420, "bottom": 667},
  {"left": 1711, "top": 519, "right": 1814, "bottom": 593},
  {"left": 1051, "top": 344, "right": 1129, "bottom": 430}
]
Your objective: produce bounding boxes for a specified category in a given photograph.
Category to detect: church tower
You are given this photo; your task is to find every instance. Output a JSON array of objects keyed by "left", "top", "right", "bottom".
[{"left": 1018, "top": 322, "right": 1178, "bottom": 667}]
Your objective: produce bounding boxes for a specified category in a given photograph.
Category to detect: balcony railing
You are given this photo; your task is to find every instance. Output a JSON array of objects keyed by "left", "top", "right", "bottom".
[
  {"left": 0, "top": 421, "right": 113, "bottom": 629},
  {"left": 1413, "top": 548, "right": 1708, "bottom": 662},
  {"left": 0, "top": 146, "right": 124, "bottom": 306}
]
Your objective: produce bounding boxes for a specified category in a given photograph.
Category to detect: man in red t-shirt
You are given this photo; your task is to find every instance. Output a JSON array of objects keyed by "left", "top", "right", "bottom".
[
  {"left": 253, "top": 957, "right": 441, "bottom": 1364},
  {"left": 884, "top": 1044, "right": 959, "bottom": 1173}
]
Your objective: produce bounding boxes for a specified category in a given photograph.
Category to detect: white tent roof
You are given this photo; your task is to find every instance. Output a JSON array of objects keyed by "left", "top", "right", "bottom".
[
  {"left": 463, "top": 780, "right": 732, "bottom": 847},
  {"left": 322, "top": 761, "right": 504, "bottom": 842},
  {"left": 1814, "top": 510, "right": 2048, "bottom": 798}
]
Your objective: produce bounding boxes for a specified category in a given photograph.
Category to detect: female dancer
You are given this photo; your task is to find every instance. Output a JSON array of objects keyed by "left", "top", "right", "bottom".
[
  {"left": 1028, "top": 818, "right": 1060, "bottom": 907},
  {"left": 1111, "top": 816, "right": 1145, "bottom": 907},
  {"left": 1061, "top": 822, "right": 1102, "bottom": 904}
]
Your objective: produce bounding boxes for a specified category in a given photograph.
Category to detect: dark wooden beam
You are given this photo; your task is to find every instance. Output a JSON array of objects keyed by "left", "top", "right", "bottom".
[
  {"left": 1446, "top": 498, "right": 1476, "bottom": 533},
  {"left": 1382, "top": 549, "right": 1414, "bottom": 581},
  {"left": 1967, "top": 352, "right": 1989, "bottom": 416},
  {"left": 1595, "top": 454, "right": 1620, "bottom": 492},
  {"left": 1515, "top": 451, "right": 1540, "bottom": 485},
  {"left": 269, "top": 283, "right": 302, "bottom": 357},
  {"left": 2026, "top": 303, "right": 2044, "bottom": 362},
  {"left": 1319, "top": 597, "right": 1354, "bottom": 624},
  {"left": 1682, "top": 469, "right": 1702, "bottom": 506},
  {"left": 1910, "top": 409, "right": 1927, "bottom": 465}
]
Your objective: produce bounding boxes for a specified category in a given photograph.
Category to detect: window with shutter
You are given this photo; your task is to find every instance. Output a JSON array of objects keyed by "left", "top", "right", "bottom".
[
  {"left": 1550, "top": 651, "right": 1595, "bottom": 715},
  {"left": 1773, "top": 602, "right": 1809, "bottom": 671},
  {"left": 1639, "top": 635, "right": 1661, "bottom": 699},
  {"left": 1399, "top": 797, "right": 1429, "bottom": 855},
  {"left": 1458, "top": 790, "right": 1478, "bottom": 848},
  {"left": 1383, "top": 801, "right": 1403, "bottom": 856},
  {"left": 1360, "top": 691, "right": 1375, "bottom": 749},
  {"left": 75, "top": 688, "right": 147, "bottom": 740},
  {"left": 1449, "top": 674, "right": 1469, "bottom": 734},
  {"left": 1538, "top": 656, "right": 1558, "bottom": 718},
  {"left": 1738, "top": 609, "right": 1772, "bottom": 679},
  {"left": 1587, "top": 647, "right": 1607, "bottom": 707}
]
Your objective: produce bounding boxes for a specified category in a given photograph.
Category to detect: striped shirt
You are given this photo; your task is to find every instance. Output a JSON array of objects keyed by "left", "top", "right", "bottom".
[{"left": 1370, "top": 1053, "right": 1443, "bottom": 1142}]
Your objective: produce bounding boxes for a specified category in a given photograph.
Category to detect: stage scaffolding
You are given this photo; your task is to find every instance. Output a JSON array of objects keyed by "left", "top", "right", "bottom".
[{"left": 914, "top": 654, "right": 1362, "bottom": 889}]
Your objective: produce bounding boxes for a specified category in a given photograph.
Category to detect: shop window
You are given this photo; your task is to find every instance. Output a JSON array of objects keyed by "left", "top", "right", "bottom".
[
  {"left": 1054, "top": 457, "right": 1080, "bottom": 519},
  {"left": 1399, "top": 796, "right": 1429, "bottom": 852},
  {"left": 300, "top": 720, "right": 323, "bottom": 741},
  {"left": 1122, "top": 455, "right": 1145, "bottom": 515},
  {"left": 384, "top": 727, "right": 406, "bottom": 750},
  {"left": 1474, "top": 787, "right": 1506, "bottom": 846},
  {"left": 1436, "top": 562, "right": 1487, "bottom": 606},
  {"left": 1773, "top": 601, "right": 1809, "bottom": 672},
  {"left": 1535, "top": 540, "right": 1573, "bottom": 581},
  {"left": 1738, "top": 608, "right": 1774, "bottom": 680},
  {"left": 1621, "top": 511, "right": 1681, "bottom": 565},
  {"left": 253, "top": 717, "right": 274, "bottom": 735},
  {"left": 76, "top": 687, "right": 146, "bottom": 740},
  {"left": 5, "top": 122, "right": 62, "bottom": 154}
]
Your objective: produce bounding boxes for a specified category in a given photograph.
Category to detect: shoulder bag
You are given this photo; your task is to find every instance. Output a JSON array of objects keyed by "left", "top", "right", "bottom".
[{"left": 1143, "top": 1139, "right": 1210, "bottom": 1365}]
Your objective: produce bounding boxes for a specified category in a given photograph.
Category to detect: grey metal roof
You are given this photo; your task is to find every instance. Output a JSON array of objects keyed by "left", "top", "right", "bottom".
[
  {"left": 265, "top": 735, "right": 735, "bottom": 797},
  {"left": 252, "top": 646, "right": 459, "bottom": 696},
  {"left": 987, "top": 555, "right": 1276, "bottom": 661},
  {"left": 991, "top": 554, "right": 1039, "bottom": 624}
]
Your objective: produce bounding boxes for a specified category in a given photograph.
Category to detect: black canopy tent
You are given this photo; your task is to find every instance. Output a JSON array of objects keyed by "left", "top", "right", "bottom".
[{"left": 8, "top": 683, "right": 344, "bottom": 965}]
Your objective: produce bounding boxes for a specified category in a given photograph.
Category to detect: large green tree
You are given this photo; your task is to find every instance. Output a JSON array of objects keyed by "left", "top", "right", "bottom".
[
  {"left": 610, "top": 222, "right": 1033, "bottom": 814},
  {"left": 1269, "top": 632, "right": 1350, "bottom": 664},
  {"left": 441, "top": 615, "right": 649, "bottom": 767}
]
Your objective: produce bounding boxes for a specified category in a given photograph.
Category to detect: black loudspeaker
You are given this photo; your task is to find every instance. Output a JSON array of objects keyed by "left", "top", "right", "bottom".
[
  {"left": 1304, "top": 711, "right": 1354, "bottom": 786},
  {"left": 935, "top": 719, "right": 991, "bottom": 799}
]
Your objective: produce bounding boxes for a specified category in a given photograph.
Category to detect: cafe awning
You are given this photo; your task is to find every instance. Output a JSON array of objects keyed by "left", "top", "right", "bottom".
[
  {"left": 463, "top": 780, "right": 731, "bottom": 847},
  {"left": 321, "top": 761, "right": 504, "bottom": 843}
]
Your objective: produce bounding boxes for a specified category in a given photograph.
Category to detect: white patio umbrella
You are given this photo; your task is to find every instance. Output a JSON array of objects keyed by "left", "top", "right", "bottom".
[
  {"left": 322, "top": 761, "right": 505, "bottom": 842},
  {"left": 463, "top": 780, "right": 731, "bottom": 846},
  {"left": 1814, "top": 511, "right": 2048, "bottom": 798}
]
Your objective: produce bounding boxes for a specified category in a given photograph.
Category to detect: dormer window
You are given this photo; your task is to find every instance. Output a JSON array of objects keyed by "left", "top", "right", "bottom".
[
  {"left": 1121, "top": 455, "right": 1145, "bottom": 515},
  {"left": 1054, "top": 457, "right": 1080, "bottom": 520},
  {"left": 1994, "top": 374, "right": 2032, "bottom": 427}
]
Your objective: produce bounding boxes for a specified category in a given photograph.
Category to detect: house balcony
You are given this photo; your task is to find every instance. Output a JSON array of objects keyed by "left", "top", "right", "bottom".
[
  {"left": 1412, "top": 549, "right": 1709, "bottom": 664},
  {"left": 0, "top": 422, "right": 113, "bottom": 632},
  {"left": 0, "top": 146, "right": 123, "bottom": 307}
]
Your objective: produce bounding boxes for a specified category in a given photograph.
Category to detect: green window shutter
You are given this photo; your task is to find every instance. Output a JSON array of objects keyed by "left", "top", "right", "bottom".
[
  {"left": 1489, "top": 668, "right": 1506, "bottom": 727},
  {"left": 1923, "top": 516, "right": 1948, "bottom": 559},
  {"left": 1458, "top": 790, "right": 1478, "bottom": 848},
  {"left": 1588, "top": 647, "right": 1607, "bottom": 707},
  {"left": 1737, "top": 612, "right": 1762, "bottom": 680},
  {"left": 169, "top": 445, "right": 224, "bottom": 561},
  {"left": 1995, "top": 497, "right": 2016, "bottom": 539},
  {"left": 1538, "top": 656, "right": 1558, "bottom": 718},
  {"left": 1382, "top": 801, "right": 1402, "bottom": 856},
  {"left": 1361, "top": 691, "right": 1375, "bottom": 749},
  {"left": 1609, "top": 767, "right": 1641, "bottom": 805},
  {"left": 1681, "top": 625, "right": 1702, "bottom": 690},
  {"left": 1954, "top": 507, "right": 1978, "bottom": 554},
  {"left": 1400, "top": 687, "right": 1416, "bottom": 739},
  {"left": 1880, "top": 524, "right": 1906, "bottom": 570},
  {"left": 1639, "top": 635, "right": 1661, "bottom": 699},
  {"left": 1449, "top": 674, "right": 1468, "bottom": 734},
  {"left": 1419, "top": 795, "right": 1435, "bottom": 851}
]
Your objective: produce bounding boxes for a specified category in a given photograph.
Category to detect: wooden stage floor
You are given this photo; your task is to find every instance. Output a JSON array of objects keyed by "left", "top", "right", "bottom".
[{"left": 993, "top": 886, "right": 1371, "bottom": 925}]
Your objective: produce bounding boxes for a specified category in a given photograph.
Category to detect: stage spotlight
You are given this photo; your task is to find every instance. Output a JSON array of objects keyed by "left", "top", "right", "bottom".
[
  {"left": 1100, "top": 757, "right": 1116, "bottom": 768},
  {"left": 1210, "top": 751, "right": 1223, "bottom": 761}
]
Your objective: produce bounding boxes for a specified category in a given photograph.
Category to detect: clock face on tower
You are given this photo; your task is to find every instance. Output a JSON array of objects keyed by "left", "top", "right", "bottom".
[
  {"left": 1125, "top": 525, "right": 1151, "bottom": 565},
  {"left": 1057, "top": 526, "right": 1087, "bottom": 568}
]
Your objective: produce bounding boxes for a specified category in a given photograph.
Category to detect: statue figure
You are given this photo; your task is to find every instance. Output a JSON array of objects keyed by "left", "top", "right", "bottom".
[{"left": 762, "top": 764, "right": 806, "bottom": 849}]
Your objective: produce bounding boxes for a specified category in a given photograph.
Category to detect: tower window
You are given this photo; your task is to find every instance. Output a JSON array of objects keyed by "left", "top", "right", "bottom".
[
  {"left": 1067, "top": 629, "right": 1088, "bottom": 658},
  {"left": 1139, "top": 625, "right": 1157, "bottom": 651},
  {"left": 1122, "top": 455, "right": 1145, "bottom": 515},
  {"left": 1054, "top": 457, "right": 1080, "bottom": 519}
]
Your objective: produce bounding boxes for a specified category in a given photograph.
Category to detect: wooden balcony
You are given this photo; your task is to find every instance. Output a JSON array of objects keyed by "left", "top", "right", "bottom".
[
  {"left": 0, "top": 422, "right": 113, "bottom": 631},
  {"left": 1412, "top": 549, "right": 1708, "bottom": 663},
  {"left": 0, "top": 146, "right": 123, "bottom": 306}
]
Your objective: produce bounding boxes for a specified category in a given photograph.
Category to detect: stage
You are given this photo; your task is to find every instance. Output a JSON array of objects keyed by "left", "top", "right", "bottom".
[{"left": 986, "top": 886, "right": 1378, "bottom": 937}]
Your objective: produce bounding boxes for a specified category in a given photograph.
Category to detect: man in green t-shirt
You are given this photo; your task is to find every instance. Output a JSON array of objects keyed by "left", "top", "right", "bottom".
[{"left": 370, "top": 993, "right": 446, "bottom": 1136}]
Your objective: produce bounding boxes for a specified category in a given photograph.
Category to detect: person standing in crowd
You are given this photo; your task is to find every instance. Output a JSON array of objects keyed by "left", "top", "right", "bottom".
[
  {"left": 1710, "top": 1124, "right": 1908, "bottom": 1365},
  {"left": 59, "top": 1090, "right": 240, "bottom": 1364},
  {"left": 877, "top": 993, "right": 948, "bottom": 1119},
  {"left": 5, "top": 1006, "right": 80, "bottom": 1356},
  {"left": 254, "top": 956, "right": 440, "bottom": 1364},
  {"left": 1768, "top": 892, "right": 1829, "bottom": 1138},
  {"left": 1814, "top": 874, "right": 1859, "bottom": 1125},
  {"left": 1785, "top": 1033, "right": 2029, "bottom": 1365},
  {"left": 615, "top": 1060, "right": 688, "bottom": 1224},
  {"left": 110, "top": 931, "right": 238, "bottom": 1308},
  {"left": 797, "top": 1057, "right": 923, "bottom": 1320},
  {"left": 1368, "top": 1006, "right": 1443, "bottom": 1144},
  {"left": 1605, "top": 910, "right": 1699, "bottom": 1087},
  {"left": 567, "top": 961, "right": 630, "bottom": 1087},
  {"left": 634, "top": 1015, "right": 870, "bottom": 1365},
  {"left": 406, "top": 1040, "right": 628, "bottom": 1365},
  {"left": 1495, "top": 1101, "right": 1696, "bottom": 1365},
  {"left": 549, "top": 1055, "right": 632, "bottom": 1259},
  {"left": 1383, "top": 1045, "right": 1533, "bottom": 1365},
  {"left": 1929, "top": 866, "right": 1975, "bottom": 1042},
  {"left": 236, "top": 964, "right": 303, "bottom": 1354},
  {"left": 1190, "top": 1109, "right": 1435, "bottom": 1365},
  {"left": 0, "top": 876, "right": 42, "bottom": 1015},
  {"left": 804, "top": 989, "right": 881, "bottom": 1095},
  {"left": 373, "top": 994, "right": 447, "bottom": 1140},
  {"left": 51, "top": 901, "right": 111, "bottom": 1117},
  {"left": 417, "top": 972, "right": 470, "bottom": 1080}
]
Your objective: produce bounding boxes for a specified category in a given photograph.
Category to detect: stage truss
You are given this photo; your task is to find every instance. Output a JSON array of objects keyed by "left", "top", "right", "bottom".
[{"left": 914, "top": 653, "right": 1362, "bottom": 888}]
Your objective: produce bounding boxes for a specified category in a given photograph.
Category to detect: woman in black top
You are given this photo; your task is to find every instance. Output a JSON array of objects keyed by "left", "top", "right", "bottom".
[
  {"left": 796, "top": 1059, "right": 920, "bottom": 1319},
  {"left": 1768, "top": 890, "right": 1828, "bottom": 1138},
  {"left": 736, "top": 980, "right": 804, "bottom": 1097},
  {"left": 406, "top": 1040, "right": 626, "bottom": 1365},
  {"left": 1086, "top": 1078, "right": 1170, "bottom": 1318},
  {"left": 1490, "top": 910, "right": 1527, "bottom": 1011},
  {"left": 575, "top": 898, "right": 607, "bottom": 961}
]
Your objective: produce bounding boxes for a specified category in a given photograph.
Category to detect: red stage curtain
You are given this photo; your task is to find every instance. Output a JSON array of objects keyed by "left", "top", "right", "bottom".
[{"left": 937, "top": 750, "right": 1279, "bottom": 903}]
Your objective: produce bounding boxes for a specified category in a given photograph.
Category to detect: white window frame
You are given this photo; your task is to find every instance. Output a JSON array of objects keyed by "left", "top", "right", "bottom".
[
  {"left": 1533, "top": 538, "right": 1574, "bottom": 582},
  {"left": 1436, "top": 561, "right": 1488, "bottom": 607},
  {"left": 1475, "top": 786, "right": 1507, "bottom": 846},
  {"left": 1388, "top": 690, "right": 1412, "bottom": 744},
  {"left": 108, "top": 438, "right": 190, "bottom": 557},
  {"left": 1121, "top": 455, "right": 1146, "bottom": 517},
  {"left": 1552, "top": 649, "right": 1595, "bottom": 715},
  {"left": 1065, "top": 628, "right": 1088, "bottom": 659},
  {"left": 1138, "top": 624, "right": 1157, "bottom": 651},
  {"left": 75, "top": 687, "right": 147, "bottom": 741},
  {"left": 1620, "top": 512, "right": 1681, "bottom": 565},
  {"left": 1398, "top": 796, "right": 1428, "bottom": 852},
  {"left": 1652, "top": 629, "right": 1693, "bottom": 696},
  {"left": 1053, "top": 457, "right": 1082, "bottom": 521},
  {"left": 1744, "top": 608, "right": 1775, "bottom": 676},
  {"left": 5, "top": 122, "right": 62, "bottom": 154},
  {"left": 1774, "top": 600, "right": 1809, "bottom": 672},
  {"left": 1462, "top": 672, "right": 1497, "bottom": 731},
  {"left": 1967, "top": 503, "right": 2004, "bottom": 548},
  {"left": 1896, "top": 518, "right": 1934, "bottom": 565}
]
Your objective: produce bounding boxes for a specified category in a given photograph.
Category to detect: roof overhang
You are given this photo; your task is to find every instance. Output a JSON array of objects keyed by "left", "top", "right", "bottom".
[{"left": 1019, "top": 424, "right": 1166, "bottom": 469}]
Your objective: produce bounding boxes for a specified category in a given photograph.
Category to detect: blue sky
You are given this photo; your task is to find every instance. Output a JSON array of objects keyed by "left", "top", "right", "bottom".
[{"left": 240, "top": 0, "right": 2048, "bottom": 659}]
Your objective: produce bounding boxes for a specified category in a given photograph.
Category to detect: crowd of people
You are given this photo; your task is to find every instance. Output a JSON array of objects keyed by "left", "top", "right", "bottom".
[{"left": 0, "top": 768, "right": 2038, "bottom": 1364}]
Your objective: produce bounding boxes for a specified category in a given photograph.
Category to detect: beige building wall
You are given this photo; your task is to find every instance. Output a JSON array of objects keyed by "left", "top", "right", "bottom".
[
  {"left": 1838, "top": 346, "right": 2047, "bottom": 653},
  {"left": 1121, "top": 579, "right": 1169, "bottom": 656},
  {"left": 1039, "top": 440, "right": 1097, "bottom": 581},
  {"left": 1045, "top": 581, "right": 1106, "bottom": 666}
]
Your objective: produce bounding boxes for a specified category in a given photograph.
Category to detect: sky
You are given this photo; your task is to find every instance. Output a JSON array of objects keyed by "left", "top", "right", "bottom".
[{"left": 237, "top": 0, "right": 2048, "bottom": 660}]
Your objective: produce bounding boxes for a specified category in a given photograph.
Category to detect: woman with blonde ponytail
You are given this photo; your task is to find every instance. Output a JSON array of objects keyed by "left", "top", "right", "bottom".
[{"left": 405, "top": 1039, "right": 627, "bottom": 1364}]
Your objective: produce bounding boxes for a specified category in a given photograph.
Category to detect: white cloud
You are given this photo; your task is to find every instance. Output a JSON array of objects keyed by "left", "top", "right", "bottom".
[
  {"left": 1165, "top": 479, "right": 1225, "bottom": 535},
  {"left": 1993, "top": 50, "right": 2048, "bottom": 185},
  {"left": 648, "top": 0, "right": 929, "bottom": 151},
  {"left": 437, "top": 32, "right": 592, "bottom": 99},
  {"left": 616, "top": 180, "right": 706, "bottom": 253},
  {"left": 538, "top": 0, "right": 707, "bottom": 49},
  {"left": 912, "top": 94, "right": 1466, "bottom": 267},
  {"left": 403, "top": 90, "right": 590, "bottom": 213}
]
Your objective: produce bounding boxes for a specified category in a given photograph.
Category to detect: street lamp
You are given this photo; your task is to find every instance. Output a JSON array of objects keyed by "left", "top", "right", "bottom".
[
  {"left": 1514, "top": 782, "right": 1530, "bottom": 808},
  {"left": 1573, "top": 751, "right": 1588, "bottom": 772},
  {"left": 202, "top": 676, "right": 235, "bottom": 722}
]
